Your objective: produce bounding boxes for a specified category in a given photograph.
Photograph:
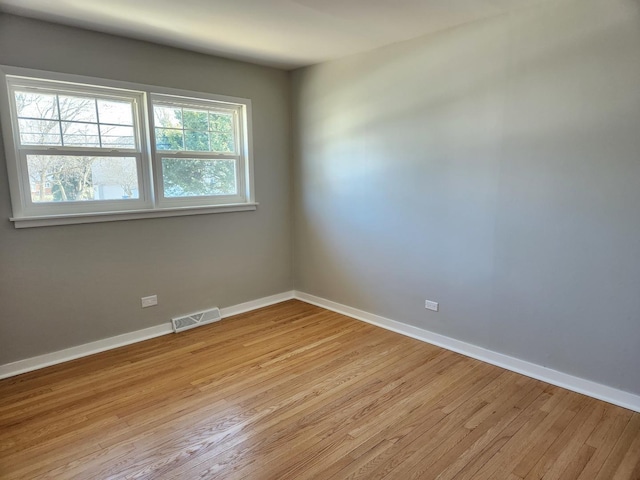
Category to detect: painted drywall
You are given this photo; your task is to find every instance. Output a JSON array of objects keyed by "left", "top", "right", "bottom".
[
  {"left": 0, "top": 14, "right": 292, "bottom": 364},
  {"left": 292, "top": 0, "right": 640, "bottom": 395}
]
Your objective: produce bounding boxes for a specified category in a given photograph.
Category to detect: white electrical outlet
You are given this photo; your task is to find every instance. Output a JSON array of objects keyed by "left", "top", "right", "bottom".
[
  {"left": 425, "top": 300, "right": 439, "bottom": 312},
  {"left": 141, "top": 295, "right": 158, "bottom": 308}
]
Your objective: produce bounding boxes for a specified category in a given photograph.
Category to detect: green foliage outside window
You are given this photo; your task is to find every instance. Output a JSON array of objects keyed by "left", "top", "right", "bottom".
[{"left": 155, "top": 108, "right": 237, "bottom": 197}]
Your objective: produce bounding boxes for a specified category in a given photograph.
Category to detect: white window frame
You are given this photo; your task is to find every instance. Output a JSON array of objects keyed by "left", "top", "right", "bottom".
[
  {"left": 150, "top": 93, "right": 250, "bottom": 208},
  {"left": 0, "top": 66, "right": 256, "bottom": 228},
  {"left": 5, "top": 76, "right": 152, "bottom": 218}
]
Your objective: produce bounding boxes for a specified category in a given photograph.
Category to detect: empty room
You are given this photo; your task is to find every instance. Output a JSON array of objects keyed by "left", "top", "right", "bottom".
[{"left": 0, "top": 0, "right": 639, "bottom": 478}]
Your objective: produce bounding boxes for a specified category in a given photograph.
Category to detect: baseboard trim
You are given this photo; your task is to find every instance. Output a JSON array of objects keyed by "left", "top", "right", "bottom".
[
  {"left": 5, "top": 289, "right": 637, "bottom": 413},
  {"left": 0, "top": 324, "right": 173, "bottom": 380},
  {"left": 294, "top": 291, "right": 640, "bottom": 413},
  {"left": 220, "top": 291, "right": 296, "bottom": 318},
  {"left": 0, "top": 290, "right": 296, "bottom": 380}
]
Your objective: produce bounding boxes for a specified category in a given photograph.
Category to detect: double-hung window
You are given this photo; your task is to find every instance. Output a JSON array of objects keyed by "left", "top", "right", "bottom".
[
  {"left": 152, "top": 95, "right": 247, "bottom": 207},
  {"left": 0, "top": 66, "right": 255, "bottom": 228}
]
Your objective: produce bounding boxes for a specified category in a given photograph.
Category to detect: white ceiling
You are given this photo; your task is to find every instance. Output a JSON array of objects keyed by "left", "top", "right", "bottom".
[{"left": 0, "top": 0, "right": 550, "bottom": 70}]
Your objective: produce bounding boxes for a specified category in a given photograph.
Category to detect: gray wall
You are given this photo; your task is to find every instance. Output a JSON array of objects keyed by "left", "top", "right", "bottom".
[
  {"left": 292, "top": 0, "right": 640, "bottom": 395},
  {"left": 0, "top": 14, "right": 292, "bottom": 364},
  {"left": 2, "top": 0, "right": 639, "bottom": 398}
]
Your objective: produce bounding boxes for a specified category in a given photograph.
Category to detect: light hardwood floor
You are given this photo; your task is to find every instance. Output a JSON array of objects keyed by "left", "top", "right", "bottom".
[{"left": 1, "top": 300, "right": 638, "bottom": 479}]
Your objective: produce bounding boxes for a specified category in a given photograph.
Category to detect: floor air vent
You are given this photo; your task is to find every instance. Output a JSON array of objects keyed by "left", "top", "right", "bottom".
[{"left": 171, "top": 307, "right": 221, "bottom": 333}]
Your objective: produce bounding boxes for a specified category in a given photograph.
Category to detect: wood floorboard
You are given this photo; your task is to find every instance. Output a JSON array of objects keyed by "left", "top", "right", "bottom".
[{"left": 0, "top": 300, "right": 638, "bottom": 479}]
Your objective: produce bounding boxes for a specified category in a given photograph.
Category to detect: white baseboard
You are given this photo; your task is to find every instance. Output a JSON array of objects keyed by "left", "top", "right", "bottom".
[
  {"left": 220, "top": 291, "right": 295, "bottom": 318},
  {"left": 4, "top": 289, "right": 637, "bottom": 413},
  {"left": 0, "top": 323, "right": 173, "bottom": 380},
  {"left": 0, "top": 291, "right": 296, "bottom": 380},
  {"left": 294, "top": 291, "right": 640, "bottom": 413}
]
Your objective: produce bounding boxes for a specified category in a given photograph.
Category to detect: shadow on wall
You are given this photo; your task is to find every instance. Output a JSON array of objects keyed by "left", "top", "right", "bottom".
[
  {"left": 294, "top": 0, "right": 640, "bottom": 393},
  {"left": 295, "top": 12, "right": 509, "bottom": 320}
]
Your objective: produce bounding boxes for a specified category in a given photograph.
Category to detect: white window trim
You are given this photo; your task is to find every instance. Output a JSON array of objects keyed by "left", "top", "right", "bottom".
[
  {"left": 6, "top": 79, "right": 153, "bottom": 217},
  {"left": 0, "top": 65, "right": 257, "bottom": 228},
  {"left": 150, "top": 93, "right": 249, "bottom": 208}
]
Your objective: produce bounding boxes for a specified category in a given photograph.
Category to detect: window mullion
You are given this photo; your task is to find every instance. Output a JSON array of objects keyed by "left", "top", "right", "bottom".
[
  {"left": 94, "top": 98, "right": 103, "bottom": 148},
  {"left": 55, "top": 94, "right": 64, "bottom": 147},
  {"left": 19, "top": 148, "right": 142, "bottom": 158},
  {"left": 156, "top": 151, "right": 239, "bottom": 160},
  {"left": 181, "top": 107, "right": 186, "bottom": 151}
]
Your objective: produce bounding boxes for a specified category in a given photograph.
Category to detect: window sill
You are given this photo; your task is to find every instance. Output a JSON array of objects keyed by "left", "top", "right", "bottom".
[{"left": 10, "top": 202, "right": 259, "bottom": 228}]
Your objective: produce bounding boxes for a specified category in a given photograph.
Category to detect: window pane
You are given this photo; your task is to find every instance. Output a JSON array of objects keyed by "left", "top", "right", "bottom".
[
  {"left": 209, "top": 113, "right": 233, "bottom": 133},
  {"left": 61, "top": 121, "right": 100, "bottom": 147},
  {"left": 26, "top": 155, "right": 139, "bottom": 202},
  {"left": 98, "top": 99, "right": 133, "bottom": 126},
  {"left": 58, "top": 95, "right": 97, "bottom": 123},
  {"left": 18, "top": 119, "right": 62, "bottom": 145},
  {"left": 155, "top": 128, "right": 183, "bottom": 150},
  {"left": 100, "top": 125, "right": 135, "bottom": 148},
  {"left": 91, "top": 157, "right": 140, "bottom": 200},
  {"left": 154, "top": 106, "right": 182, "bottom": 128},
  {"left": 152, "top": 103, "right": 237, "bottom": 153},
  {"left": 211, "top": 132, "right": 235, "bottom": 153},
  {"left": 182, "top": 109, "right": 208, "bottom": 131},
  {"left": 184, "top": 130, "right": 209, "bottom": 151},
  {"left": 15, "top": 92, "right": 139, "bottom": 150},
  {"left": 161, "top": 158, "right": 236, "bottom": 197},
  {"left": 15, "top": 91, "right": 59, "bottom": 119}
]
